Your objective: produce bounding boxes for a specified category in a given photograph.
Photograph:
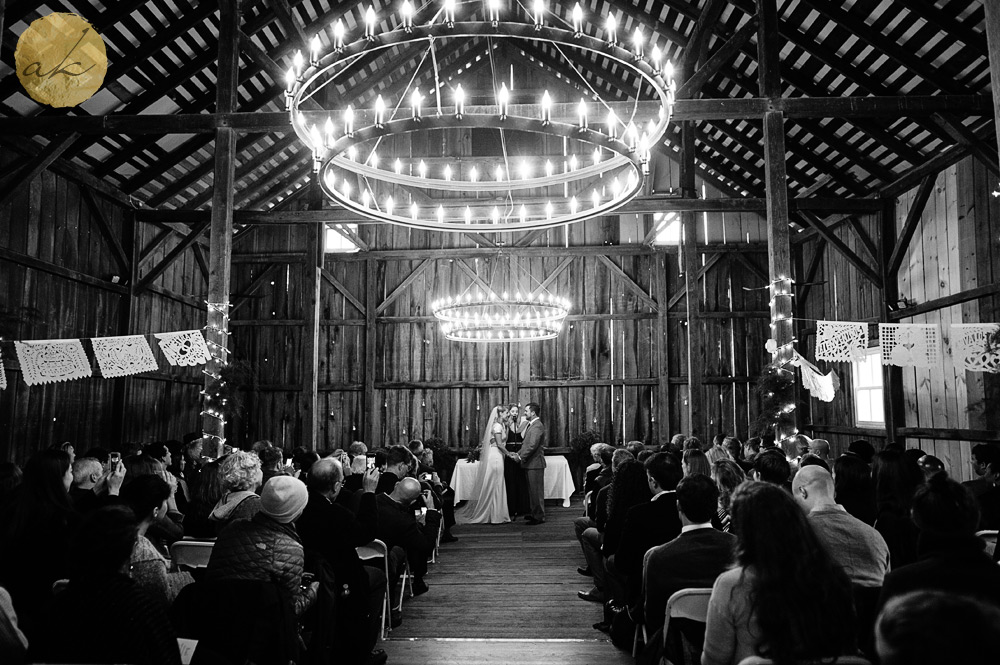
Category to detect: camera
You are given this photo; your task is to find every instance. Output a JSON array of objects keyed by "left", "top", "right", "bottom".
[{"left": 109, "top": 452, "right": 121, "bottom": 466}]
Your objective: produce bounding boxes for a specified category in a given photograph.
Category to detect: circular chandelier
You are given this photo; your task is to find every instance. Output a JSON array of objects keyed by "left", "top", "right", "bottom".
[
  {"left": 429, "top": 251, "right": 571, "bottom": 342},
  {"left": 285, "top": 0, "right": 676, "bottom": 232}
]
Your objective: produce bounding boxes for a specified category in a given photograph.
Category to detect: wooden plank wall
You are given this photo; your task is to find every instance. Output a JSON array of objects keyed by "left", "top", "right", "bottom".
[
  {"left": 0, "top": 154, "right": 206, "bottom": 464},
  {"left": 803, "top": 156, "right": 1000, "bottom": 480}
]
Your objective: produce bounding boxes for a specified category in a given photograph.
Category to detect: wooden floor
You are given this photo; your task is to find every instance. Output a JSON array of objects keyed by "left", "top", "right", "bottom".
[{"left": 381, "top": 498, "right": 634, "bottom": 664}]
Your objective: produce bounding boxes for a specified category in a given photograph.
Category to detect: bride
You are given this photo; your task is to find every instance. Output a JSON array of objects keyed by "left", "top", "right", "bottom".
[{"left": 455, "top": 405, "right": 512, "bottom": 524}]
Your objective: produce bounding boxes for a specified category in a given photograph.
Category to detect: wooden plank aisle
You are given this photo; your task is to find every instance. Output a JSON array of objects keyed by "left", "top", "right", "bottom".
[{"left": 381, "top": 497, "right": 633, "bottom": 664}]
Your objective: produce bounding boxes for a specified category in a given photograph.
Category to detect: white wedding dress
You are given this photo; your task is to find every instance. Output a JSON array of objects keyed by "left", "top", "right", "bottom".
[{"left": 455, "top": 408, "right": 510, "bottom": 524}]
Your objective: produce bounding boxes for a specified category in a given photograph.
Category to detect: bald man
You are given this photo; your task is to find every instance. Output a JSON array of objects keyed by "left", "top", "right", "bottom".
[
  {"left": 375, "top": 476, "right": 441, "bottom": 597},
  {"left": 809, "top": 438, "right": 832, "bottom": 464},
  {"left": 792, "top": 465, "right": 890, "bottom": 588}
]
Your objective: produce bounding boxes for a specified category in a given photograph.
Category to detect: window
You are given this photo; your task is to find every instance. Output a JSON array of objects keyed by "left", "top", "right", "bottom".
[
  {"left": 325, "top": 224, "right": 360, "bottom": 253},
  {"left": 852, "top": 347, "right": 885, "bottom": 427},
  {"left": 651, "top": 212, "right": 681, "bottom": 245}
]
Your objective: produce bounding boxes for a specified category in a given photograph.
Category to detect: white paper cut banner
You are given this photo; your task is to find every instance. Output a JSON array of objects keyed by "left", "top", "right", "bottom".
[
  {"left": 879, "top": 323, "right": 942, "bottom": 368},
  {"left": 91, "top": 335, "right": 159, "bottom": 378},
  {"left": 816, "top": 321, "right": 868, "bottom": 362},
  {"left": 14, "top": 339, "right": 93, "bottom": 386},
  {"left": 154, "top": 330, "right": 212, "bottom": 366},
  {"left": 951, "top": 323, "right": 1000, "bottom": 373}
]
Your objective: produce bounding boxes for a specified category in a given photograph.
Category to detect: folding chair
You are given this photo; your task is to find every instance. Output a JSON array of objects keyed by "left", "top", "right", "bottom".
[
  {"left": 430, "top": 517, "right": 444, "bottom": 564},
  {"left": 356, "top": 539, "right": 391, "bottom": 640},
  {"left": 738, "top": 658, "right": 871, "bottom": 665},
  {"left": 659, "top": 587, "right": 713, "bottom": 657},
  {"left": 976, "top": 530, "right": 998, "bottom": 559},
  {"left": 395, "top": 559, "right": 414, "bottom": 611},
  {"left": 170, "top": 540, "right": 215, "bottom": 571}
]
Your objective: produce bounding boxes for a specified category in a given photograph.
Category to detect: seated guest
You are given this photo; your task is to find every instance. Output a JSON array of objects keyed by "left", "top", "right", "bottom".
[
  {"left": 121, "top": 475, "right": 194, "bottom": 604},
  {"left": 643, "top": 474, "right": 736, "bottom": 636},
  {"left": 32, "top": 505, "right": 181, "bottom": 665},
  {"left": 809, "top": 438, "right": 833, "bottom": 465},
  {"left": 70, "top": 456, "right": 121, "bottom": 514},
  {"left": 702, "top": 481, "right": 857, "bottom": 665},
  {"left": 584, "top": 443, "right": 615, "bottom": 494},
  {"left": 579, "top": 457, "right": 648, "bottom": 604},
  {"left": 625, "top": 440, "right": 645, "bottom": 459},
  {"left": 964, "top": 443, "right": 1000, "bottom": 500},
  {"left": 206, "top": 476, "right": 318, "bottom": 616},
  {"left": 878, "top": 474, "right": 1000, "bottom": 610},
  {"left": 711, "top": 459, "right": 745, "bottom": 532},
  {"left": 876, "top": 590, "right": 1000, "bottom": 665},
  {"left": 349, "top": 441, "right": 369, "bottom": 459},
  {"left": 605, "top": 453, "right": 683, "bottom": 605},
  {"left": 0, "top": 449, "right": 78, "bottom": 643},
  {"left": 122, "top": 455, "right": 183, "bottom": 549},
  {"left": 740, "top": 437, "right": 761, "bottom": 469},
  {"left": 375, "top": 445, "right": 416, "bottom": 495},
  {"left": 847, "top": 439, "right": 876, "bottom": 464},
  {"left": 834, "top": 453, "right": 877, "bottom": 526},
  {"left": 792, "top": 466, "right": 889, "bottom": 587},
  {"left": 342, "top": 454, "right": 369, "bottom": 493},
  {"left": 972, "top": 447, "right": 1000, "bottom": 530},
  {"left": 873, "top": 449, "right": 922, "bottom": 568},
  {"left": 918, "top": 454, "right": 946, "bottom": 481},
  {"left": 296, "top": 451, "right": 321, "bottom": 482},
  {"left": 375, "top": 477, "right": 441, "bottom": 597},
  {"left": 0, "top": 585, "right": 28, "bottom": 663},
  {"left": 577, "top": 449, "right": 633, "bottom": 579},
  {"left": 798, "top": 453, "right": 830, "bottom": 472},
  {"left": 258, "top": 446, "right": 287, "bottom": 493},
  {"left": 786, "top": 433, "right": 812, "bottom": 466},
  {"left": 682, "top": 448, "right": 711, "bottom": 477},
  {"left": 409, "top": 440, "right": 458, "bottom": 543},
  {"left": 210, "top": 450, "right": 262, "bottom": 533},
  {"left": 683, "top": 436, "right": 702, "bottom": 452},
  {"left": 297, "top": 458, "right": 386, "bottom": 663},
  {"left": 184, "top": 459, "right": 222, "bottom": 539},
  {"left": 751, "top": 448, "right": 791, "bottom": 490}
]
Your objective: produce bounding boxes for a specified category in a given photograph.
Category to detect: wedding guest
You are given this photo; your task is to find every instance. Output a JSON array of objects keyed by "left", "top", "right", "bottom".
[
  {"left": 578, "top": 457, "right": 649, "bottom": 603},
  {"left": 184, "top": 459, "right": 222, "bottom": 539},
  {"left": 711, "top": 459, "right": 746, "bottom": 533},
  {"left": 374, "top": 445, "right": 416, "bottom": 495},
  {"left": 210, "top": 450, "right": 263, "bottom": 533},
  {"left": 875, "top": 590, "right": 1000, "bottom": 665},
  {"left": 643, "top": 474, "right": 735, "bottom": 637},
  {"left": 342, "top": 454, "right": 368, "bottom": 493},
  {"left": 682, "top": 449, "right": 711, "bottom": 477},
  {"left": 792, "top": 466, "right": 889, "bottom": 587},
  {"left": 872, "top": 449, "right": 922, "bottom": 568},
  {"left": 121, "top": 475, "right": 194, "bottom": 604},
  {"left": 375, "top": 477, "right": 440, "bottom": 597},
  {"left": 297, "top": 451, "right": 321, "bottom": 482},
  {"left": 576, "top": 449, "right": 633, "bottom": 579},
  {"left": 409, "top": 440, "right": 457, "bottom": 543},
  {"left": 701, "top": 481, "right": 856, "bottom": 665},
  {"left": 705, "top": 440, "right": 732, "bottom": 465},
  {"left": 59, "top": 442, "right": 76, "bottom": 464},
  {"left": 206, "top": 476, "right": 318, "bottom": 616},
  {"left": 683, "top": 436, "right": 703, "bottom": 452},
  {"left": 349, "top": 441, "right": 368, "bottom": 459},
  {"left": 964, "top": 443, "right": 1000, "bottom": 500},
  {"left": 723, "top": 436, "right": 744, "bottom": 464},
  {"left": 584, "top": 443, "right": 615, "bottom": 494},
  {"left": 32, "top": 505, "right": 181, "bottom": 665},
  {"left": 742, "top": 437, "right": 761, "bottom": 462},
  {"left": 69, "top": 457, "right": 105, "bottom": 514},
  {"left": 798, "top": 453, "right": 830, "bottom": 473},
  {"left": 625, "top": 441, "right": 645, "bottom": 459},
  {"left": 258, "top": 446, "right": 287, "bottom": 493},
  {"left": 0, "top": 449, "right": 78, "bottom": 642},
  {"left": 878, "top": 474, "right": 1000, "bottom": 609},
  {"left": 834, "top": 453, "right": 877, "bottom": 526},
  {"left": 809, "top": 438, "right": 833, "bottom": 465},
  {"left": 164, "top": 441, "right": 191, "bottom": 510},
  {"left": 751, "top": 448, "right": 791, "bottom": 490},
  {"left": 847, "top": 439, "right": 876, "bottom": 464}
]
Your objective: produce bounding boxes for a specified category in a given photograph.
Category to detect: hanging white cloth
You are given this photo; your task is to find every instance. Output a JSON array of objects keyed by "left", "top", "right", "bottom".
[{"left": 791, "top": 353, "right": 839, "bottom": 402}]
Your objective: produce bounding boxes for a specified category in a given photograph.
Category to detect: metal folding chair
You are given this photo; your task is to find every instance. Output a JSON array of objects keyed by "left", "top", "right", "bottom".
[{"left": 355, "top": 539, "right": 392, "bottom": 640}]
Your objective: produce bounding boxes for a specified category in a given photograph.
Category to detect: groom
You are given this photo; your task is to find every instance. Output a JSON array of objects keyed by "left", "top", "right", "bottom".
[{"left": 517, "top": 402, "right": 547, "bottom": 525}]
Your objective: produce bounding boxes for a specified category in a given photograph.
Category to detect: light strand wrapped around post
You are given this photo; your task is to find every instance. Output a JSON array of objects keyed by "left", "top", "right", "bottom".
[
  {"left": 201, "top": 300, "right": 232, "bottom": 451},
  {"left": 767, "top": 276, "right": 798, "bottom": 445}
]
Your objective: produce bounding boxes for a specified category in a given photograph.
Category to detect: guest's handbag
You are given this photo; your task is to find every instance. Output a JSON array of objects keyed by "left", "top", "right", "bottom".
[{"left": 607, "top": 601, "right": 636, "bottom": 650}]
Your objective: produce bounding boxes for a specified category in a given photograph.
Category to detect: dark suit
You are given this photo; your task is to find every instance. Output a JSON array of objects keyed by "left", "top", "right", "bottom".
[
  {"left": 608, "top": 491, "right": 682, "bottom": 603},
  {"left": 374, "top": 471, "right": 402, "bottom": 496},
  {"left": 374, "top": 493, "right": 441, "bottom": 581},
  {"left": 519, "top": 418, "right": 547, "bottom": 521},
  {"left": 642, "top": 527, "right": 736, "bottom": 632}
]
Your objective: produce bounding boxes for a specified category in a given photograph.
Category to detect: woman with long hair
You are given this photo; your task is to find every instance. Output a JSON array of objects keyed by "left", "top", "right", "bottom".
[
  {"left": 872, "top": 449, "right": 922, "bottom": 567},
  {"left": 184, "top": 459, "right": 223, "bottom": 539},
  {"left": 702, "top": 481, "right": 857, "bottom": 665},
  {"left": 682, "top": 448, "right": 711, "bottom": 477},
  {"left": 600, "top": 459, "right": 653, "bottom": 565},
  {"left": 711, "top": 459, "right": 746, "bottom": 532},
  {"left": 0, "top": 449, "right": 77, "bottom": 642},
  {"left": 455, "top": 404, "right": 512, "bottom": 524},
  {"left": 833, "top": 453, "right": 876, "bottom": 526}
]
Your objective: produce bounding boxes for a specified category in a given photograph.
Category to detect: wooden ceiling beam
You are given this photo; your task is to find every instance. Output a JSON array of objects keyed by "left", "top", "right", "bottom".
[
  {"left": 793, "top": 211, "right": 883, "bottom": 287},
  {"left": 0, "top": 133, "right": 79, "bottom": 208}
]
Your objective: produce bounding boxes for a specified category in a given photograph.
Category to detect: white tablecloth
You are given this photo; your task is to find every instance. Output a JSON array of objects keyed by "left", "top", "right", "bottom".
[{"left": 450, "top": 454, "right": 576, "bottom": 507}]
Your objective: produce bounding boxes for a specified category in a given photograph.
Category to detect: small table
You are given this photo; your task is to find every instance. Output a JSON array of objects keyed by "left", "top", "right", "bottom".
[{"left": 450, "top": 454, "right": 576, "bottom": 507}]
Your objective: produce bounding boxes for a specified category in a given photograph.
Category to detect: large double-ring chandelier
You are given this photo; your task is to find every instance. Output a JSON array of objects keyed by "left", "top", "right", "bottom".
[{"left": 285, "top": 0, "right": 676, "bottom": 233}]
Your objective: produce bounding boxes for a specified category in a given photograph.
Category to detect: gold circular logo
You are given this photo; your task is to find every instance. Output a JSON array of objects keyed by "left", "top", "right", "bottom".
[{"left": 15, "top": 13, "right": 107, "bottom": 108}]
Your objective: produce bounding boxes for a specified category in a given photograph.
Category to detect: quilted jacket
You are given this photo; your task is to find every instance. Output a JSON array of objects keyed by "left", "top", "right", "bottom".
[{"left": 205, "top": 513, "right": 316, "bottom": 615}]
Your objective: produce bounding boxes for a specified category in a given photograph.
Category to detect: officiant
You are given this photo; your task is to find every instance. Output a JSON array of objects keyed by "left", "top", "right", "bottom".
[{"left": 503, "top": 404, "right": 531, "bottom": 519}]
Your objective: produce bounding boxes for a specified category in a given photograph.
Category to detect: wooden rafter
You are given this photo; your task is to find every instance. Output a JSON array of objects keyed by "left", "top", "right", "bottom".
[
  {"left": 596, "top": 254, "right": 659, "bottom": 311},
  {"left": 794, "top": 211, "right": 883, "bottom": 287},
  {"left": 668, "top": 254, "right": 724, "bottom": 309},
  {"left": 0, "top": 133, "right": 79, "bottom": 207},
  {"left": 887, "top": 173, "right": 937, "bottom": 277},
  {"left": 81, "top": 188, "right": 131, "bottom": 276},
  {"left": 136, "top": 220, "right": 211, "bottom": 293},
  {"left": 322, "top": 267, "right": 366, "bottom": 315},
  {"left": 376, "top": 260, "right": 433, "bottom": 315},
  {"left": 231, "top": 263, "right": 282, "bottom": 316},
  {"left": 797, "top": 239, "right": 827, "bottom": 308}
]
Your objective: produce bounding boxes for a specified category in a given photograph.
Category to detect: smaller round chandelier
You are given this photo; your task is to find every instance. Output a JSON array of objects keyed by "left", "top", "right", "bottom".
[
  {"left": 430, "top": 250, "right": 571, "bottom": 342},
  {"left": 284, "top": 0, "right": 675, "bottom": 232}
]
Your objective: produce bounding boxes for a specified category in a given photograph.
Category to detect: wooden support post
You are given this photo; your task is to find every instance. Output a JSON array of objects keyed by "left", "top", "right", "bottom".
[
  {"left": 680, "top": 124, "right": 702, "bottom": 434},
  {"left": 111, "top": 210, "right": 138, "bottom": 446},
  {"left": 300, "top": 191, "right": 324, "bottom": 451},
  {"left": 879, "top": 198, "right": 906, "bottom": 446},
  {"left": 202, "top": 0, "right": 240, "bottom": 455},
  {"left": 653, "top": 252, "right": 672, "bottom": 438},
  {"left": 979, "top": 0, "right": 1000, "bottom": 165},
  {"left": 364, "top": 258, "right": 379, "bottom": 446}
]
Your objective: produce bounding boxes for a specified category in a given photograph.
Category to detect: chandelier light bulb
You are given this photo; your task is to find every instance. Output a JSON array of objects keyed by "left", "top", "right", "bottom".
[
  {"left": 520, "top": 205, "right": 527, "bottom": 223},
  {"left": 437, "top": 206, "right": 445, "bottom": 224},
  {"left": 411, "top": 89, "right": 423, "bottom": 119},
  {"left": 612, "top": 176, "right": 621, "bottom": 195},
  {"left": 394, "top": 158, "right": 402, "bottom": 174},
  {"left": 498, "top": 83, "right": 510, "bottom": 119},
  {"left": 324, "top": 170, "right": 336, "bottom": 190},
  {"left": 664, "top": 60, "right": 674, "bottom": 81},
  {"left": 386, "top": 196, "right": 395, "bottom": 215},
  {"left": 569, "top": 154, "right": 577, "bottom": 171},
  {"left": 443, "top": 0, "right": 456, "bottom": 24},
  {"left": 293, "top": 49, "right": 304, "bottom": 76},
  {"left": 572, "top": 3, "right": 583, "bottom": 34},
  {"left": 323, "top": 116, "right": 335, "bottom": 148},
  {"left": 578, "top": 98, "right": 588, "bottom": 130},
  {"left": 464, "top": 207, "right": 472, "bottom": 224},
  {"left": 444, "top": 165, "right": 452, "bottom": 181},
  {"left": 541, "top": 89, "right": 552, "bottom": 124},
  {"left": 470, "top": 166, "right": 478, "bottom": 182},
  {"left": 308, "top": 124, "right": 323, "bottom": 153},
  {"left": 651, "top": 45, "right": 662, "bottom": 73},
  {"left": 362, "top": 189, "right": 371, "bottom": 207},
  {"left": 401, "top": 0, "right": 414, "bottom": 30},
  {"left": 491, "top": 207, "right": 500, "bottom": 224},
  {"left": 606, "top": 109, "right": 618, "bottom": 138},
  {"left": 418, "top": 160, "right": 427, "bottom": 178},
  {"left": 632, "top": 27, "right": 644, "bottom": 58},
  {"left": 284, "top": 68, "right": 295, "bottom": 109},
  {"left": 489, "top": 0, "right": 500, "bottom": 23},
  {"left": 606, "top": 14, "right": 617, "bottom": 45},
  {"left": 454, "top": 84, "right": 465, "bottom": 117},
  {"left": 546, "top": 201, "right": 553, "bottom": 219},
  {"left": 369, "top": 150, "right": 379, "bottom": 168},
  {"left": 342, "top": 180, "right": 352, "bottom": 199},
  {"left": 374, "top": 94, "right": 385, "bottom": 126},
  {"left": 545, "top": 159, "right": 553, "bottom": 177},
  {"left": 519, "top": 161, "right": 530, "bottom": 179},
  {"left": 333, "top": 19, "right": 345, "bottom": 50},
  {"left": 310, "top": 35, "right": 322, "bottom": 65},
  {"left": 592, "top": 189, "right": 600, "bottom": 208},
  {"left": 569, "top": 196, "right": 578, "bottom": 214},
  {"left": 365, "top": 6, "right": 377, "bottom": 38},
  {"left": 347, "top": 145, "right": 357, "bottom": 161},
  {"left": 593, "top": 147, "right": 601, "bottom": 165},
  {"left": 627, "top": 121, "right": 639, "bottom": 151},
  {"left": 410, "top": 202, "right": 419, "bottom": 220},
  {"left": 534, "top": 0, "right": 545, "bottom": 27},
  {"left": 344, "top": 105, "right": 354, "bottom": 136},
  {"left": 495, "top": 165, "right": 504, "bottom": 182}
]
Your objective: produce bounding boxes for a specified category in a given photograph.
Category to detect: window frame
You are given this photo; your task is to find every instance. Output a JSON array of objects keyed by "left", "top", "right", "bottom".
[{"left": 851, "top": 346, "right": 885, "bottom": 429}]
